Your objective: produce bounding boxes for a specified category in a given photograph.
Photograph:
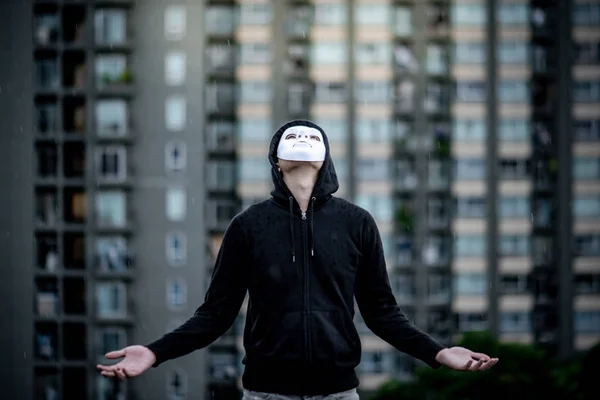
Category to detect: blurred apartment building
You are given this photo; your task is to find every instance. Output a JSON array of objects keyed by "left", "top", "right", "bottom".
[{"left": 0, "top": 0, "right": 599, "bottom": 399}]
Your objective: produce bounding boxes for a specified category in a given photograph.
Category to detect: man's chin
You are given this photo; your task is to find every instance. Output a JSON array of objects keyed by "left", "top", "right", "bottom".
[{"left": 278, "top": 159, "right": 324, "bottom": 172}]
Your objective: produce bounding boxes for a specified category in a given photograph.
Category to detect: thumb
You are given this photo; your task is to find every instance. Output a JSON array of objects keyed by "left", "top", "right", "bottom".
[{"left": 105, "top": 348, "right": 126, "bottom": 359}]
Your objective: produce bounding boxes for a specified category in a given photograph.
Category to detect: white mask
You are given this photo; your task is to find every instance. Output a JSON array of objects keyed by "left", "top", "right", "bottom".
[{"left": 276, "top": 125, "right": 326, "bottom": 162}]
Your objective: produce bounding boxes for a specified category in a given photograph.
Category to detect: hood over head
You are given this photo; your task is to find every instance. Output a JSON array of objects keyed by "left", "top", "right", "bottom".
[{"left": 269, "top": 120, "right": 339, "bottom": 210}]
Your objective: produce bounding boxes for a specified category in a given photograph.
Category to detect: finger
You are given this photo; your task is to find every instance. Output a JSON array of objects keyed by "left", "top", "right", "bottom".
[
  {"left": 470, "top": 352, "right": 491, "bottom": 361},
  {"left": 477, "top": 359, "right": 495, "bottom": 371},
  {"left": 461, "top": 359, "right": 473, "bottom": 371},
  {"left": 471, "top": 358, "right": 486, "bottom": 371},
  {"left": 115, "top": 368, "right": 127, "bottom": 381},
  {"left": 101, "top": 370, "right": 116, "bottom": 378},
  {"left": 105, "top": 349, "right": 126, "bottom": 359}
]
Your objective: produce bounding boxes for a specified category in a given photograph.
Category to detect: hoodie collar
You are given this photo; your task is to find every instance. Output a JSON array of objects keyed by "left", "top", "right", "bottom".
[{"left": 269, "top": 120, "right": 339, "bottom": 211}]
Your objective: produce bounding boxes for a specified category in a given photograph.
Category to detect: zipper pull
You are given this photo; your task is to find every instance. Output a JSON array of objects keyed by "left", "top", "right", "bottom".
[{"left": 301, "top": 212, "right": 306, "bottom": 220}]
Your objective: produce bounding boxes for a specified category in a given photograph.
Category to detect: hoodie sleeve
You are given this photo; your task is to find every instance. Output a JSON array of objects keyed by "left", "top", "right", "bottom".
[
  {"left": 354, "top": 212, "right": 445, "bottom": 368},
  {"left": 145, "top": 216, "right": 248, "bottom": 367}
]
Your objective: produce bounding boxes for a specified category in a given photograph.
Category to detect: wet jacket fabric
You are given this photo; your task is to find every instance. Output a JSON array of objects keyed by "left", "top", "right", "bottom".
[{"left": 146, "top": 120, "right": 445, "bottom": 395}]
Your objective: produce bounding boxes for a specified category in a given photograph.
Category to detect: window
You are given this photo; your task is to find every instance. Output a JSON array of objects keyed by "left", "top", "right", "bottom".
[
  {"left": 500, "top": 312, "right": 532, "bottom": 333},
  {"left": 575, "top": 274, "right": 600, "bottom": 295},
  {"left": 423, "top": 236, "right": 451, "bottom": 265},
  {"left": 238, "top": 81, "right": 272, "bottom": 103},
  {"left": 574, "top": 81, "right": 600, "bottom": 102},
  {"left": 314, "top": 82, "right": 347, "bottom": 103},
  {"left": 394, "top": 44, "right": 418, "bottom": 72},
  {"left": 454, "top": 42, "right": 486, "bottom": 64},
  {"left": 97, "top": 375, "right": 125, "bottom": 400},
  {"left": 205, "top": 5, "right": 235, "bottom": 35},
  {"left": 167, "top": 279, "right": 187, "bottom": 310},
  {"left": 573, "top": 158, "right": 600, "bottom": 180},
  {"left": 165, "top": 5, "right": 186, "bottom": 40},
  {"left": 355, "top": 43, "right": 392, "bottom": 65},
  {"left": 206, "top": 44, "right": 235, "bottom": 72},
  {"left": 359, "top": 351, "right": 394, "bottom": 374},
  {"left": 95, "top": 9, "right": 126, "bottom": 45},
  {"left": 426, "top": 44, "right": 447, "bottom": 75},
  {"left": 457, "top": 313, "right": 488, "bottom": 332},
  {"left": 455, "top": 235, "right": 486, "bottom": 257},
  {"left": 456, "top": 82, "right": 486, "bottom": 102},
  {"left": 498, "top": 197, "right": 529, "bottom": 218},
  {"left": 501, "top": 275, "right": 529, "bottom": 294},
  {"left": 95, "top": 146, "right": 126, "bottom": 181},
  {"left": 165, "top": 52, "right": 186, "bottom": 86},
  {"left": 96, "top": 282, "right": 127, "bottom": 318},
  {"left": 455, "top": 197, "right": 486, "bottom": 218},
  {"left": 35, "top": 13, "right": 59, "bottom": 45},
  {"left": 429, "top": 159, "right": 450, "bottom": 189},
  {"left": 36, "top": 103, "right": 58, "bottom": 134},
  {"left": 574, "top": 234, "right": 600, "bottom": 257},
  {"left": 452, "top": 3, "right": 486, "bottom": 26},
  {"left": 207, "top": 161, "right": 236, "bottom": 191},
  {"left": 238, "top": 118, "right": 271, "bottom": 142},
  {"left": 314, "top": 119, "right": 346, "bottom": 142},
  {"left": 207, "top": 200, "right": 239, "bottom": 229},
  {"left": 454, "top": 273, "right": 487, "bottom": 295},
  {"left": 166, "top": 188, "right": 186, "bottom": 221},
  {"left": 499, "top": 235, "right": 530, "bottom": 256},
  {"left": 428, "top": 273, "right": 451, "bottom": 301},
  {"left": 498, "top": 41, "right": 529, "bottom": 64},
  {"left": 165, "top": 96, "right": 186, "bottom": 131},
  {"left": 96, "top": 100, "right": 127, "bottom": 136},
  {"left": 453, "top": 119, "right": 486, "bottom": 141},
  {"left": 357, "top": 159, "right": 389, "bottom": 181},
  {"left": 497, "top": 3, "right": 529, "bottom": 25},
  {"left": 239, "top": 42, "right": 272, "bottom": 64},
  {"left": 455, "top": 158, "right": 486, "bottom": 180},
  {"left": 499, "top": 158, "right": 529, "bottom": 180},
  {"left": 575, "top": 311, "right": 600, "bottom": 333},
  {"left": 95, "top": 54, "right": 127, "bottom": 87},
  {"left": 389, "top": 274, "right": 414, "bottom": 301},
  {"left": 206, "top": 121, "right": 235, "bottom": 150},
  {"left": 355, "top": 4, "right": 389, "bottom": 25},
  {"left": 574, "top": 119, "right": 600, "bottom": 141},
  {"left": 499, "top": 119, "right": 530, "bottom": 141},
  {"left": 573, "top": 3, "right": 600, "bottom": 26},
  {"left": 165, "top": 141, "right": 187, "bottom": 173},
  {"left": 573, "top": 196, "right": 600, "bottom": 218},
  {"left": 355, "top": 81, "right": 391, "bottom": 103},
  {"left": 355, "top": 195, "right": 393, "bottom": 222},
  {"left": 96, "top": 236, "right": 129, "bottom": 272},
  {"left": 575, "top": 42, "right": 600, "bottom": 65},
  {"left": 396, "top": 80, "right": 415, "bottom": 112},
  {"left": 313, "top": 3, "right": 346, "bottom": 25},
  {"left": 95, "top": 191, "right": 126, "bottom": 227},
  {"left": 238, "top": 157, "right": 270, "bottom": 182},
  {"left": 167, "top": 369, "right": 188, "bottom": 400},
  {"left": 424, "top": 82, "right": 450, "bottom": 113},
  {"left": 311, "top": 42, "right": 347, "bottom": 64},
  {"left": 356, "top": 118, "right": 391, "bottom": 143},
  {"left": 393, "top": 6, "right": 413, "bottom": 37},
  {"left": 97, "top": 328, "right": 126, "bottom": 360},
  {"left": 166, "top": 231, "right": 187, "bottom": 266},
  {"left": 239, "top": 3, "right": 273, "bottom": 25},
  {"left": 498, "top": 81, "right": 529, "bottom": 103}
]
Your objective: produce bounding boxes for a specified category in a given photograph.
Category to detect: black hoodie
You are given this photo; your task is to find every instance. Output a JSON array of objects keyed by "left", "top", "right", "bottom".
[{"left": 146, "top": 120, "right": 446, "bottom": 395}]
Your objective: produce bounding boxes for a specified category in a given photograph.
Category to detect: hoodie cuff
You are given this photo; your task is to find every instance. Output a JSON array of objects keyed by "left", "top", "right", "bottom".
[
  {"left": 419, "top": 339, "right": 447, "bottom": 369},
  {"left": 145, "top": 341, "right": 168, "bottom": 368}
]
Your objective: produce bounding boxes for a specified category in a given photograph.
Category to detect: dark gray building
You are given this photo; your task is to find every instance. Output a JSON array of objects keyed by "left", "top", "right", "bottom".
[{"left": 1, "top": 1, "right": 599, "bottom": 400}]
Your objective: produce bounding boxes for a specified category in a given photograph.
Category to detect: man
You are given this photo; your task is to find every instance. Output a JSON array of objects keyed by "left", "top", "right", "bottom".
[{"left": 97, "top": 120, "right": 498, "bottom": 399}]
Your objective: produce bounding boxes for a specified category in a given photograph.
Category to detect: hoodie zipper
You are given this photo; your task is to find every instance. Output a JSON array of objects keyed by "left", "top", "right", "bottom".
[{"left": 301, "top": 211, "right": 312, "bottom": 365}]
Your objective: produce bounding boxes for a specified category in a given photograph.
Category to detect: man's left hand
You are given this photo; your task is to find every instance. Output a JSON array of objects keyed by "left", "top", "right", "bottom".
[{"left": 435, "top": 347, "right": 499, "bottom": 371}]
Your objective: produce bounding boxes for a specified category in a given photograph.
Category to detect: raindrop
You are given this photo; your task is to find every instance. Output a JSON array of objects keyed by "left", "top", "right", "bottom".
[
  {"left": 19, "top": 126, "right": 23, "bottom": 133},
  {"left": 302, "top": 30, "right": 306, "bottom": 39},
  {"left": 23, "top": 352, "right": 26, "bottom": 359},
  {"left": 530, "top": 213, "right": 534, "bottom": 222},
  {"left": 191, "top": 198, "right": 196, "bottom": 205},
  {"left": 0, "top": 85, "right": 2, "bottom": 93}
]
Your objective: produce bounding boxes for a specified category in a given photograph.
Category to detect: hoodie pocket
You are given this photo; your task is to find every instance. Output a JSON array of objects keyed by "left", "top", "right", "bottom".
[
  {"left": 310, "top": 310, "right": 360, "bottom": 367},
  {"left": 247, "top": 311, "right": 304, "bottom": 363}
]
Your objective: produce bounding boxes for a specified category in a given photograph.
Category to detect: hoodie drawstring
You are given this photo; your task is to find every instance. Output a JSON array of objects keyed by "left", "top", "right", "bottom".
[
  {"left": 289, "top": 196, "right": 317, "bottom": 262},
  {"left": 310, "top": 197, "right": 315, "bottom": 257},
  {"left": 289, "top": 196, "right": 296, "bottom": 263}
]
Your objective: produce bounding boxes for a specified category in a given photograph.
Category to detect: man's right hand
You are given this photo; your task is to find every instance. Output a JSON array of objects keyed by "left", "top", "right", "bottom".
[{"left": 96, "top": 345, "right": 156, "bottom": 380}]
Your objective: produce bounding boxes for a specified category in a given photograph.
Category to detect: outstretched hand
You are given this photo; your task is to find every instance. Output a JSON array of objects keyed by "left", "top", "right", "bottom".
[
  {"left": 96, "top": 345, "right": 156, "bottom": 380},
  {"left": 435, "top": 347, "right": 498, "bottom": 371}
]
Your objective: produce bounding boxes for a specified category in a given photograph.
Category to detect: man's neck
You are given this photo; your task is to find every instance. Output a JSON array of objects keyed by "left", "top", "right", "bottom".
[{"left": 283, "top": 169, "right": 318, "bottom": 212}]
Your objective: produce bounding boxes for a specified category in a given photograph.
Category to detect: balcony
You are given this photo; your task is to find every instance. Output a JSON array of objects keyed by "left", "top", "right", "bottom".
[
  {"left": 35, "top": 322, "right": 59, "bottom": 362},
  {"left": 36, "top": 278, "right": 59, "bottom": 318},
  {"left": 96, "top": 54, "right": 134, "bottom": 93},
  {"left": 62, "top": 51, "right": 86, "bottom": 91},
  {"left": 285, "top": 43, "right": 310, "bottom": 77},
  {"left": 288, "top": 82, "right": 313, "bottom": 118},
  {"left": 61, "top": 4, "right": 86, "bottom": 45},
  {"left": 96, "top": 99, "right": 131, "bottom": 139},
  {"left": 206, "top": 121, "right": 236, "bottom": 153},
  {"left": 64, "top": 142, "right": 86, "bottom": 181},
  {"left": 205, "top": 45, "right": 236, "bottom": 77},
  {"left": 209, "top": 352, "right": 239, "bottom": 383},
  {"left": 206, "top": 83, "right": 236, "bottom": 116},
  {"left": 206, "top": 200, "right": 239, "bottom": 232},
  {"left": 36, "top": 189, "right": 58, "bottom": 228},
  {"left": 285, "top": 6, "right": 313, "bottom": 39},
  {"left": 64, "top": 233, "right": 85, "bottom": 270},
  {"left": 63, "top": 188, "right": 86, "bottom": 225},
  {"left": 95, "top": 191, "right": 132, "bottom": 233},
  {"left": 63, "top": 97, "right": 86, "bottom": 135},
  {"left": 36, "top": 55, "right": 60, "bottom": 91},
  {"left": 34, "top": 12, "right": 59, "bottom": 47},
  {"left": 36, "top": 234, "right": 59, "bottom": 272},
  {"left": 394, "top": 203, "right": 414, "bottom": 234},
  {"left": 423, "top": 237, "right": 451, "bottom": 266},
  {"left": 394, "top": 236, "right": 414, "bottom": 268},
  {"left": 95, "top": 281, "right": 132, "bottom": 323}
]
